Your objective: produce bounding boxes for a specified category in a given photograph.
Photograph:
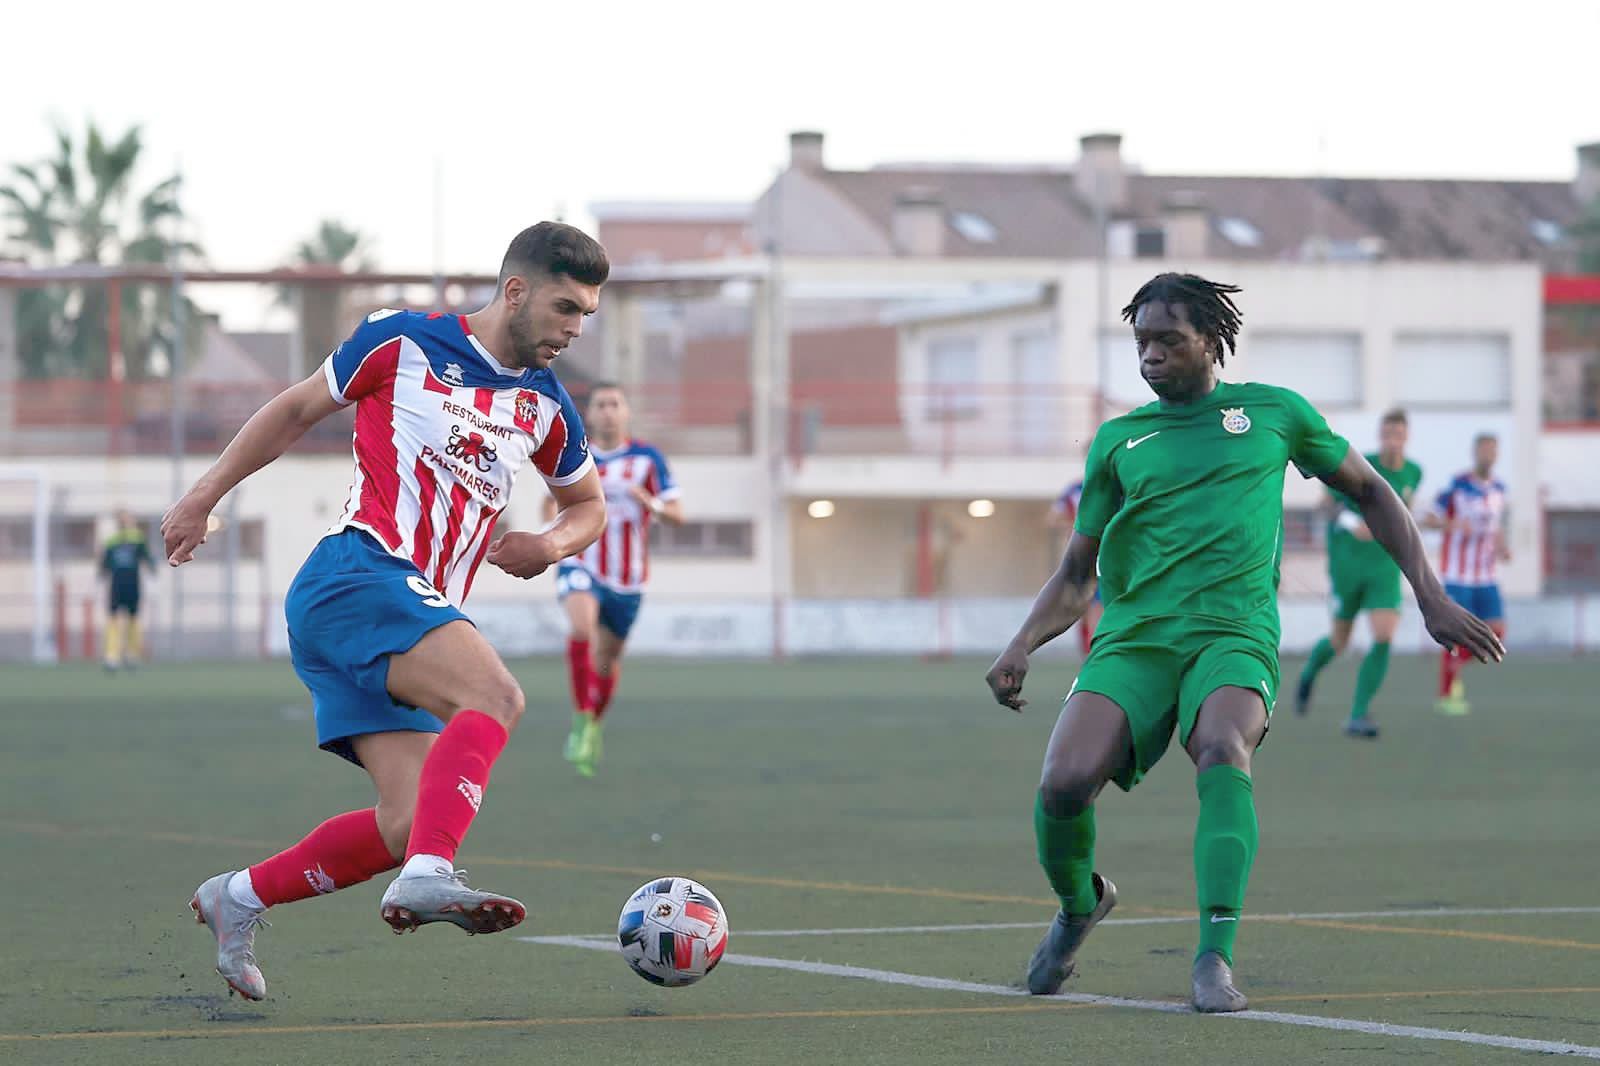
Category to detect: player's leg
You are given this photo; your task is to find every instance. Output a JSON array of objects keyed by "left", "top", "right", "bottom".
[
  {"left": 1345, "top": 607, "right": 1399, "bottom": 738},
  {"left": 104, "top": 605, "right": 127, "bottom": 670},
  {"left": 1297, "top": 564, "right": 1360, "bottom": 714},
  {"left": 127, "top": 605, "right": 145, "bottom": 667},
  {"left": 1180, "top": 643, "right": 1274, "bottom": 1013},
  {"left": 379, "top": 619, "right": 528, "bottom": 933},
  {"left": 559, "top": 576, "right": 601, "bottom": 762},
  {"left": 1436, "top": 584, "right": 1477, "bottom": 715},
  {"left": 1027, "top": 688, "right": 1135, "bottom": 994},
  {"left": 572, "top": 590, "right": 643, "bottom": 776}
]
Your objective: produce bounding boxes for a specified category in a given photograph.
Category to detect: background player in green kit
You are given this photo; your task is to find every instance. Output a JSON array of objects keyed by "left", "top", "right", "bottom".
[
  {"left": 1295, "top": 409, "right": 1422, "bottom": 738},
  {"left": 985, "top": 274, "right": 1503, "bottom": 1012}
]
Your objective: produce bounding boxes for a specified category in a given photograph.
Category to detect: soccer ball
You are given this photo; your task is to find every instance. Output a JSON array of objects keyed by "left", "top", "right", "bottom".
[{"left": 616, "top": 877, "right": 729, "bottom": 987}]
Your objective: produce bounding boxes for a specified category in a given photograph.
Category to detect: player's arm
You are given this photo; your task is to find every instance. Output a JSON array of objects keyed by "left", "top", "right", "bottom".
[
  {"left": 486, "top": 467, "right": 606, "bottom": 580},
  {"left": 984, "top": 531, "right": 1101, "bottom": 712},
  {"left": 629, "top": 484, "right": 685, "bottom": 526},
  {"left": 1320, "top": 448, "right": 1502, "bottom": 662},
  {"left": 161, "top": 372, "right": 343, "bottom": 566}
]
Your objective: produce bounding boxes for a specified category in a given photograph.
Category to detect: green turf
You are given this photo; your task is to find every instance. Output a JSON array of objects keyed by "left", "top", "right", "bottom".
[{"left": 2, "top": 653, "right": 1598, "bottom": 1064}]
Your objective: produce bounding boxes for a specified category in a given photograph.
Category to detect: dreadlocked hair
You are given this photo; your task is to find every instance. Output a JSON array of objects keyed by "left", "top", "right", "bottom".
[{"left": 1120, "top": 273, "right": 1244, "bottom": 365}]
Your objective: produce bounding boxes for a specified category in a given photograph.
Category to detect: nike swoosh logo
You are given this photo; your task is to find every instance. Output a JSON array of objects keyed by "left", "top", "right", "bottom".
[
  {"left": 1125, "top": 431, "right": 1160, "bottom": 450},
  {"left": 1209, "top": 915, "right": 1239, "bottom": 923}
]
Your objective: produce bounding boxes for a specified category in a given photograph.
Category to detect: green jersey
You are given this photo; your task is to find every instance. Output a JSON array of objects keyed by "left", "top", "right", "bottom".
[
  {"left": 1075, "top": 381, "right": 1349, "bottom": 647},
  {"left": 101, "top": 529, "right": 152, "bottom": 601},
  {"left": 1327, "top": 453, "right": 1422, "bottom": 572}
]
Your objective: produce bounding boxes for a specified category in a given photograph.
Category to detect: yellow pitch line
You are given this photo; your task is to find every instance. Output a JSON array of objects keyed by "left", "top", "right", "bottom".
[
  {"left": 1289, "top": 918, "right": 1600, "bottom": 952},
  {"left": 13, "top": 820, "right": 1190, "bottom": 913},
  {"left": 1254, "top": 985, "right": 1600, "bottom": 1005},
  {"left": 0, "top": 1002, "right": 1099, "bottom": 1044}
]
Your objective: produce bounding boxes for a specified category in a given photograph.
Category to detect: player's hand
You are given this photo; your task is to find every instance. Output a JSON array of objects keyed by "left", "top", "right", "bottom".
[
  {"left": 1419, "top": 592, "right": 1504, "bottom": 664},
  {"left": 1352, "top": 521, "right": 1373, "bottom": 541},
  {"left": 160, "top": 492, "right": 212, "bottom": 567},
  {"left": 486, "top": 531, "right": 562, "bottom": 579},
  {"left": 627, "top": 484, "right": 661, "bottom": 513},
  {"left": 985, "top": 642, "right": 1031, "bottom": 712}
]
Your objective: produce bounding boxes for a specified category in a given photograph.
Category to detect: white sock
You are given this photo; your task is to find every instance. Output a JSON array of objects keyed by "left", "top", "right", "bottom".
[
  {"left": 400, "top": 853, "right": 451, "bottom": 879},
  {"left": 227, "top": 869, "right": 266, "bottom": 911}
]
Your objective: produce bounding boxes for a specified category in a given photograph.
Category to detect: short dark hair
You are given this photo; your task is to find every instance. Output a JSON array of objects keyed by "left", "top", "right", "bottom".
[
  {"left": 1474, "top": 431, "right": 1498, "bottom": 447},
  {"left": 1120, "top": 273, "right": 1244, "bottom": 365},
  {"left": 586, "top": 380, "right": 625, "bottom": 402},
  {"left": 498, "top": 222, "right": 609, "bottom": 288},
  {"left": 1381, "top": 408, "right": 1408, "bottom": 427}
]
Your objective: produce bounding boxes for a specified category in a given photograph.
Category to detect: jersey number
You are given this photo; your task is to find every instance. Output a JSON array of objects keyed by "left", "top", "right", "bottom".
[{"left": 406, "top": 575, "right": 451, "bottom": 608}]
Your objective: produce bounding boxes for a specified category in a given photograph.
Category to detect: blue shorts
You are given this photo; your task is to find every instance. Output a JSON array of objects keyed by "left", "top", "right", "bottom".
[
  {"left": 556, "top": 563, "right": 643, "bottom": 639},
  {"left": 1445, "top": 582, "right": 1504, "bottom": 623},
  {"left": 286, "top": 528, "right": 467, "bottom": 766}
]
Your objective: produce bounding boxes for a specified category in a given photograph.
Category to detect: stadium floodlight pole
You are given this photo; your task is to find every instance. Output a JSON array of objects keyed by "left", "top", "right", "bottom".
[{"left": 168, "top": 166, "right": 186, "bottom": 658}]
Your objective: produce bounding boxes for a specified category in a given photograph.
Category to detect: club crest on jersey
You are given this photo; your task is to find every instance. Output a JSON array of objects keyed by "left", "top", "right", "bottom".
[
  {"left": 514, "top": 390, "right": 540, "bottom": 433},
  {"left": 442, "top": 362, "right": 466, "bottom": 386},
  {"left": 1221, "top": 407, "right": 1251, "bottom": 434}
]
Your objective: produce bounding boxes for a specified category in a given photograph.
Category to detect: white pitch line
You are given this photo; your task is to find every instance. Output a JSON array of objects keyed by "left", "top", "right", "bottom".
[
  {"left": 533, "top": 904, "right": 1600, "bottom": 941},
  {"left": 523, "top": 935, "right": 1600, "bottom": 1059}
]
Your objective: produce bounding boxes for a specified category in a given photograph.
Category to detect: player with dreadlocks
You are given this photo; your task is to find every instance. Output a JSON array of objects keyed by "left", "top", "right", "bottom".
[{"left": 985, "top": 273, "right": 1502, "bottom": 1010}]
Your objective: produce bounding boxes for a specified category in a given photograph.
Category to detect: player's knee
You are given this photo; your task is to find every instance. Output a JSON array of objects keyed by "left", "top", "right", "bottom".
[
  {"left": 456, "top": 671, "right": 524, "bottom": 731},
  {"left": 1189, "top": 733, "right": 1251, "bottom": 773},
  {"left": 1038, "top": 764, "right": 1102, "bottom": 818}
]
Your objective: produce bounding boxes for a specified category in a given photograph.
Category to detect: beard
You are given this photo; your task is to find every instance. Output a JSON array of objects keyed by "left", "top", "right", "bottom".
[{"left": 507, "top": 306, "right": 549, "bottom": 369}]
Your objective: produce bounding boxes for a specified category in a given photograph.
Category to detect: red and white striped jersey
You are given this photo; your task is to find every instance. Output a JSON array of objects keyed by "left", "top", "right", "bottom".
[
  {"left": 569, "top": 440, "right": 678, "bottom": 594},
  {"left": 1429, "top": 471, "right": 1508, "bottom": 587},
  {"left": 321, "top": 308, "right": 592, "bottom": 605}
]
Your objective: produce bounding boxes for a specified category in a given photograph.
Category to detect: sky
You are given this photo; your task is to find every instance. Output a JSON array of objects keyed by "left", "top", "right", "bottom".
[{"left": 4, "top": 0, "right": 1597, "bottom": 293}]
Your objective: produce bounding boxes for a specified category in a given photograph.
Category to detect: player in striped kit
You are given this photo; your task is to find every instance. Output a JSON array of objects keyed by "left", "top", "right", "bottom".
[
  {"left": 550, "top": 382, "right": 682, "bottom": 776},
  {"left": 163, "top": 223, "right": 609, "bottom": 1000},
  {"left": 1422, "top": 432, "right": 1510, "bottom": 715}
]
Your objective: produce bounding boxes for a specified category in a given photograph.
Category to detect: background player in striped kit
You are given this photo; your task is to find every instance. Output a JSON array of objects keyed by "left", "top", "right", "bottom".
[
  {"left": 549, "top": 382, "right": 683, "bottom": 776},
  {"left": 1422, "top": 432, "right": 1510, "bottom": 715}
]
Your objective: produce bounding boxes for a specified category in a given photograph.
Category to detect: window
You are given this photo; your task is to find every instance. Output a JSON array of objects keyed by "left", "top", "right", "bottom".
[
  {"left": 650, "top": 520, "right": 754, "bottom": 558},
  {"left": 1530, "top": 219, "right": 1564, "bottom": 246},
  {"left": 1134, "top": 225, "right": 1165, "bottom": 258},
  {"left": 926, "top": 336, "right": 980, "bottom": 418},
  {"left": 1546, "top": 511, "right": 1600, "bottom": 593},
  {"left": 1217, "top": 216, "right": 1262, "bottom": 248},
  {"left": 949, "top": 211, "right": 998, "bottom": 244},
  {"left": 1246, "top": 333, "right": 1362, "bottom": 408},
  {"left": 1393, "top": 334, "right": 1510, "bottom": 408}
]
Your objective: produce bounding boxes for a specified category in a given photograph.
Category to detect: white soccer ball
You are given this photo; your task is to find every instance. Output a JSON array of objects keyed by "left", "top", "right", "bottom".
[{"left": 616, "top": 877, "right": 729, "bottom": 987}]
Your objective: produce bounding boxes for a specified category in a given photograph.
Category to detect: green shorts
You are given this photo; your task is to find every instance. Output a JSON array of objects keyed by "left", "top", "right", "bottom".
[
  {"left": 1069, "top": 622, "right": 1279, "bottom": 792},
  {"left": 1330, "top": 558, "right": 1402, "bottom": 621}
]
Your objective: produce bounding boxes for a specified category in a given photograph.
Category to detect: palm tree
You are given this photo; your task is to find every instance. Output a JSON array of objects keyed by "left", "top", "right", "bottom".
[
  {"left": 0, "top": 122, "right": 201, "bottom": 379},
  {"left": 282, "top": 219, "right": 375, "bottom": 371}
]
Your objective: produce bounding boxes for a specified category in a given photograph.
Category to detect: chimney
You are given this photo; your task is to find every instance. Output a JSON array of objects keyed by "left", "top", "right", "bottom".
[
  {"left": 789, "top": 130, "right": 825, "bottom": 172},
  {"left": 1577, "top": 142, "right": 1600, "bottom": 206},
  {"left": 1163, "top": 191, "right": 1209, "bottom": 260},
  {"left": 1075, "top": 132, "right": 1126, "bottom": 213},
  {"left": 892, "top": 186, "right": 945, "bottom": 256}
]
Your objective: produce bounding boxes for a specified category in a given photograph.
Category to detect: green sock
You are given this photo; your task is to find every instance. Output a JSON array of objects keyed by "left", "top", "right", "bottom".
[
  {"left": 1351, "top": 641, "right": 1390, "bottom": 720},
  {"left": 1299, "top": 636, "right": 1336, "bottom": 688},
  {"left": 1034, "top": 793, "right": 1098, "bottom": 917},
  {"left": 1194, "top": 765, "right": 1257, "bottom": 965}
]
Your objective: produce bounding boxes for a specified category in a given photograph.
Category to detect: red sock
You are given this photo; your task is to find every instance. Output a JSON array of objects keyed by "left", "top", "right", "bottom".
[
  {"left": 1440, "top": 647, "right": 1465, "bottom": 695},
  {"left": 247, "top": 808, "right": 397, "bottom": 907},
  {"left": 405, "top": 710, "right": 509, "bottom": 862},
  {"left": 592, "top": 670, "right": 619, "bottom": 722},
  {"left": 567, "top": 638, "right": 594, "bottom": 713}
]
